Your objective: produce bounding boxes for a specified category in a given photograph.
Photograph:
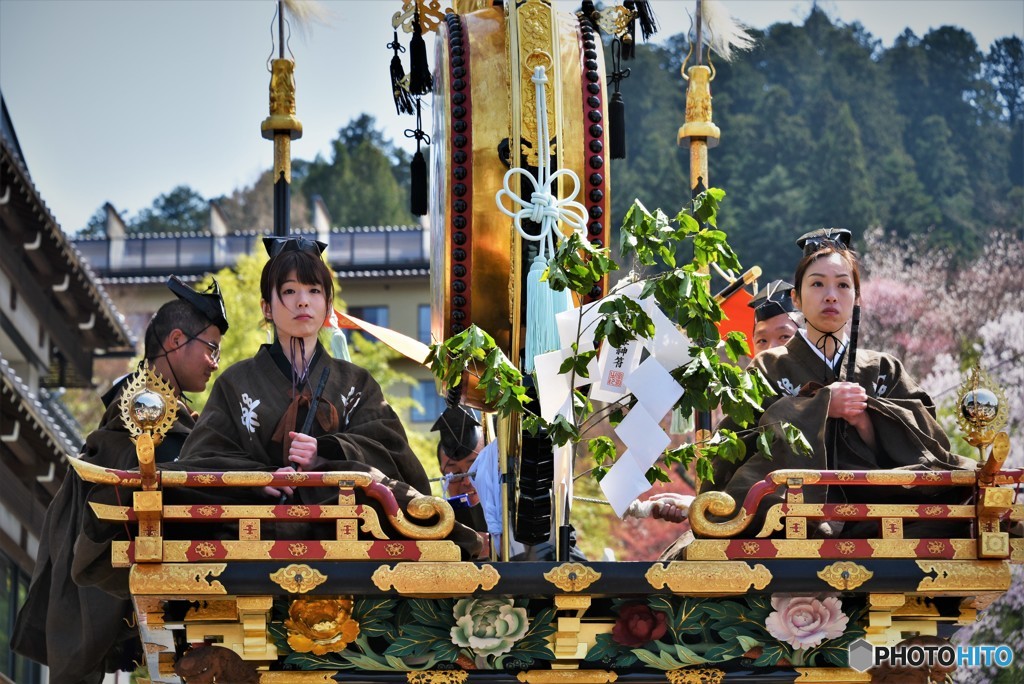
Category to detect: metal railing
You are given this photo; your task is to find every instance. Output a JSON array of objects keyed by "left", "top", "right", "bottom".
[{"left": 72, "top": 229, "right": 429, "bottom": 277}]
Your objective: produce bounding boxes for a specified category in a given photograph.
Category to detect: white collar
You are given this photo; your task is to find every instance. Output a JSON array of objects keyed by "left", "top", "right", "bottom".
[{"left": 799, "top": 329, "right": 848, "bottom": 371}]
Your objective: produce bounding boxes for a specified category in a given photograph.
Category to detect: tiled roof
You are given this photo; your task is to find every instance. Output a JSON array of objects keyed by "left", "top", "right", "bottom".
[{"left": 0, "top": 356, "right": 82, "bottom": 460}]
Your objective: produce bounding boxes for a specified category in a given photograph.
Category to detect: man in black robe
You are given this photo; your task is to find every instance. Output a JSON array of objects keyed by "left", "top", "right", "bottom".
[{"left": 12, "top": 278, "right": 228, "bottom": 684}]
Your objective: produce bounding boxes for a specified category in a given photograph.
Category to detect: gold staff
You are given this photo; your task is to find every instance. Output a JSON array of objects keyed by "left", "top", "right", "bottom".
[
  {"left": 262, "top": 0, "right": 304, "bottom": 237},
  {"left": 678, "top": 0, "right": 721, "bottom": 457}
]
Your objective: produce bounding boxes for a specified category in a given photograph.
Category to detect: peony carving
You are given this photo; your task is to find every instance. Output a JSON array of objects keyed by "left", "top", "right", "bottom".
[
  {"left": 764, "top": 595, "right": 848, "bottom": 650},
  {"left": 612, "top": 602, "right": 668, "bottom": 648},
  {"left": 450, "top": 598, "right": 529, "bottom": 658},
  {"left": 284, "top": 597, "right": 361, "bottom": 655}
]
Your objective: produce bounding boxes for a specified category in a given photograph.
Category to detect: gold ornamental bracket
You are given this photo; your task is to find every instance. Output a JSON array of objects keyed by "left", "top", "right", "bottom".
[
  {"left": 956, "top": 364, "right": 1009, "bottom": 449},
  {"left": 544, "top": 563, "right": 601, "bottom": 593},
  {"left": 371, "top": 562, "right": 500, "bottom": 595},
  {"left": 392, "top": 0, "right": 451, "bottom": 34},
  {"left": 646, "top": 561, "right": 771, "bottom": 595},
  {"left": 270, "top": 563, "right": 328, "bottom": 594},
  {"left": 817, "top": 562, "right": 874, "bottom": 591},
  {"left": 118, "top": 361, "right": 177, "bottom": 448},
  {"left": 118, "top": 361, "right": 177, "bottom": 490}
]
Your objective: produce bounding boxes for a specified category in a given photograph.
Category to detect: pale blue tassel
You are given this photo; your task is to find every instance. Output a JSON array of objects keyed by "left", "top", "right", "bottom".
[
  {"left": 329, "top": 327, "right": 351, "bottom": 361},
  {"left": 525, "top": 255, "right": 570, "bottom": 373}
]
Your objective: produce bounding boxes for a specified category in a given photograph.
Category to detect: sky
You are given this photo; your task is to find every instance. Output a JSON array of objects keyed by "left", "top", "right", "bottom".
[{"left": 1, "top": 0, "right": 1021, "bottom": 235}]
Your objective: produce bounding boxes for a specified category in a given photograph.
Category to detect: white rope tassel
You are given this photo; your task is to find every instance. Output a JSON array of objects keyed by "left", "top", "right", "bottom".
[{"left": 496, "top": 66, "right": 587, "bottom": 372}]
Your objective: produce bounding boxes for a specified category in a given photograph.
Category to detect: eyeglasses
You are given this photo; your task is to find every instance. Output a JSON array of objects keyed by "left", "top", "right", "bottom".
[
  {"left": 190, "top": 335, "right": 221, "bottom": 363},
  {"left": 801, "top": 236, "right": 849, "bottom": 256}
]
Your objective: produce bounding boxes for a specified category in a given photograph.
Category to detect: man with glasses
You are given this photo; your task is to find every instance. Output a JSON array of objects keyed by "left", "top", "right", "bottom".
[{"left": 13, "top": 276, "right": 229, "bottom": 684}]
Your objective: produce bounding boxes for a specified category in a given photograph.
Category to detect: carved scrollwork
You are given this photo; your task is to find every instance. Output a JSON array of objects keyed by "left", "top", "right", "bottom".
[{"left": 688, "top": 491, "right": 752, "bottom": 538}]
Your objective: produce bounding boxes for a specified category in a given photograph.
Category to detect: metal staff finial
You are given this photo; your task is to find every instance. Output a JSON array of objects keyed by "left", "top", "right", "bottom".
[{"left": 262, "top": 0, "right": 304, "bottom": 237}]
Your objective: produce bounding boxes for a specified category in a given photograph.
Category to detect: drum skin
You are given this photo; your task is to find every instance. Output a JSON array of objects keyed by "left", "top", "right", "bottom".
[{"left": 432, "top": 3, "right": 611, "bottom": 409}]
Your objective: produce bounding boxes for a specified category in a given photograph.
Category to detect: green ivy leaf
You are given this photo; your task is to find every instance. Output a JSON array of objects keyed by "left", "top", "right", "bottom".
[
  {"left": 704, "top": 638, "right": 748, "bottom": 663},
  {"left": 753, "top": 641, "right": 793, "bottom": 667},
  {"left": 585, "top": 632, "right": 628, "bottom": 663}
]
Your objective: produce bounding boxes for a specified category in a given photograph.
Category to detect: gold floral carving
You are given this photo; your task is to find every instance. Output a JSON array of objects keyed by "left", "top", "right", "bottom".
[
  {"left": 917, "top": 560, "right": 1012, "bottom": 592},
  {"left": 683, "top": 541, "right": 729, "bottom": 561},
  {"left": 646, "top": 562, "right": 771, "bottom": 594},
  {"left": 287, "top": 505, "right": 311, "bottom": 517},
  {"left": 869, "top": 594, "right": 906, "bottom": 609},
  {"left": 371, "top": 562, "right": 500, "bottom": 595},
  {"left": 816, "top": 562, "right": 873, "bottom": 590},
  {"left": 772, "top": 540, "right": 823, "bottom": 558},
  {"left": 835, "top": 471, "right": 855, "bottom": 481},
  {"left": 194, "top": 542, "right": 218, "bottom": 559},
  {"left": 836, "top": 541, "right": 857, "bottom": 556},
  {"left": 289, "top": 543, "right": 310, "bottom": 557},
  {"left": 129, "top": 564, "right": 227, "bottom": 595},
  {"left": 770, "top": 470, "right": 822, "bottom": 485},
  {"left": 543, "top": 563, "right": 601, "bottom": 592},
  {"left": 756, "top": 506, "right": 786, "bottom": 538},
  {"left": 193, "top": 473, "right": 216, "bottom": 485},
  {"left": 867, "top": 539, "right": 918, "bottom": 557},
  {"left": 516, "top": 1, "right": 556, "bottom": 166},
  {"left": 666, "top": 668, "right": 725, "bottom": 684},
  {"left": 982, "top": 488, "right": 1015, "bottom": 508},
  {"left": 408, "top": 671, "right": 470, "bottom": 684},
  {"left": 594, "top": 5, "right": 635, "bottom": 36},
  {"left": 270, "top": 564, "right": 328, "bottom": 594},
  {"left": 89, "top": 502, "right": 129, "bottom": 521},
  {"left": 517, "top": 672, "right": 617, "bottom": 684},
  {"left": 386, "top": 543, "right": 407, "bottom": 557},
  {"left": 834, "top": 503, "right": 859, "bottom": 516},
  {"left": 865, "top": 471, "right": 917, "bottom": 485},
  {"left": 415, "top": 542, "right": 461, "bottom": 561},
  {"left": 260, "top": 674, "right": 338, "bottom": 683}
]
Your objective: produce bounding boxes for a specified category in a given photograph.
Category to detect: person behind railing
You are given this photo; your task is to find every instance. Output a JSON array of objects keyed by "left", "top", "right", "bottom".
[
  {"left": 170, "top": 236, "right": 481, "bottom": 556},
  {"left": 749, "top": 279, "right": 802, "bottom": 357},
  {"left": 660, "top": 230, "right": 977, "bottom": 552},
  {"left": 13, "top": 278, "right": 229, "bottom": 684}
]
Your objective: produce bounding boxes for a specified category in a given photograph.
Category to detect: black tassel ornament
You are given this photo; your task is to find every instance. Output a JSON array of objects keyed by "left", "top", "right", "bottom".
[
  {"left": 635, "top": 0, "right": 659, "bottom": 41},
  {"left": 389, "top": 30, "right": 414, "bottom": 115},
  {"left": 608, "top": 38, "right": 630, "bottom": 159},
  {"left": 622, "top": 0, "right": 637, "bottom": 59},
  {"left": 408, "top": 7, "right": 432, "bottom": 96},
  {"left": 407, "top": 100, "right": 431, "bottom": 216}
]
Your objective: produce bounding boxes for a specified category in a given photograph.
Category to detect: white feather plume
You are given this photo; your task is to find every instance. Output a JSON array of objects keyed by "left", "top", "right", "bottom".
[
  {"left": 692, "top": 0, "right": 756, "bottom": 62},
  {"left": 282, "top": 0, "right": 331, "bottom": 36}
]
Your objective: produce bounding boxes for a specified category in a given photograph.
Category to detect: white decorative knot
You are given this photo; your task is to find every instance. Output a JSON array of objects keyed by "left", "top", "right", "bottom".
[{"left": 496, "top": 65, "right": 587, "bottom": 259}]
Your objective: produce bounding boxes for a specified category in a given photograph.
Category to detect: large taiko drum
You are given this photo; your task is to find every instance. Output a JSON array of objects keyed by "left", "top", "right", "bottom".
[{"left": 431, "top": 1, "right": 612, "bottom": 408}]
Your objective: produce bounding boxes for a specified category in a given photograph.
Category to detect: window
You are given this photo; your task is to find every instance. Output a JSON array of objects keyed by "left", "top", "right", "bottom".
[
  {"left": 411, "top": 380, "right": 446, "bottom": 423},
  {"left": 0, "top": 552, "right": 42, "bottom": 683},
  {"left": 417, "top": 304, "right": 431, "bottom": 345},
  {"left": 347, "top": 306, "right": 388, "bottom": 344}
]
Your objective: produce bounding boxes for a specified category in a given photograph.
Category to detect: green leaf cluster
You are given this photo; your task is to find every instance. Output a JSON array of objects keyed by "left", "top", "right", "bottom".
[
  {"left": 428, "top": 188, "right": 811, "bottom": 484},
  {"left": 584, "top": 595, "right": 866, "bottom": 670},
  {"left": 271, "top": 596, "right": 556, "bottom": 672}
]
